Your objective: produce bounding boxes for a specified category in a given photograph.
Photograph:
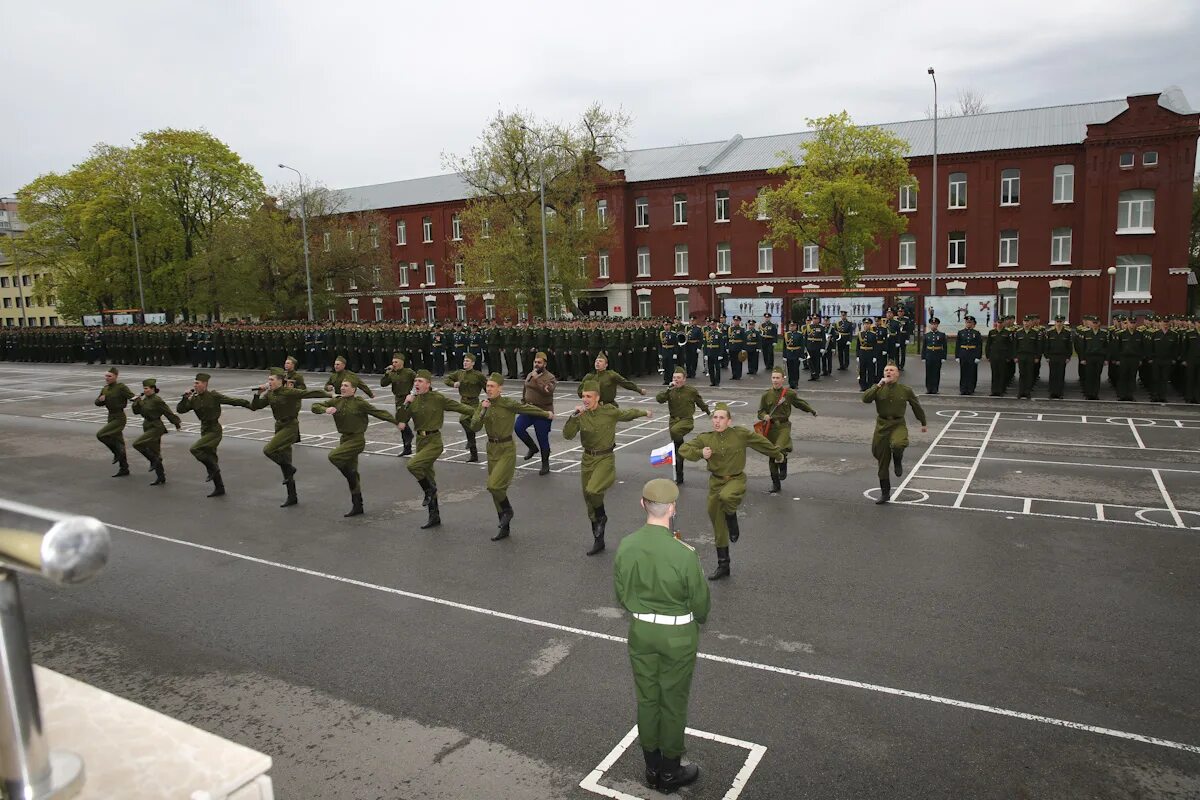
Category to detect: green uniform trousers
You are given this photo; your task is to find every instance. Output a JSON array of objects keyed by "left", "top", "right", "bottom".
[
  {"left": 189, "top": 422, "right": 222, "bottom": 470},
  {"left": 666, "top": 415, "right": 695, "bottom": 444},
  {"left": 707, "top": 473, "right": 747, "bottom": 547},
  {"left": 329, "top": 431, "right": 365, "bottom": 491},
  {"left": 485, "top": 439, "right": 515, "bottom": 510},
  {"left": 766, "top": 420, "right": 793, "bottom": 455},
  {"left": 580, "top": 452, "right": 616, "bottom": 522},
  {"left": 407, "top": 431, "right": 443, "bottom": 483},
  {"left": 264, "top": 419, "right": 300, "bottom": 469},
  {"left": 871, "top": 417, "right": 908, "bottom": 479},
  {"left": 132, "top": 420, "right": 166, "bottom": 464},
  {"left": 96, "top": 412, "right": 127, "bottom": 459},
  {"left": 628, "top": 619, "right": 699, "bottom": 759}
]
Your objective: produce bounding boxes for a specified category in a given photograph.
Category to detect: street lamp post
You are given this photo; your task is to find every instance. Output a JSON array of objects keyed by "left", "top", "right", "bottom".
[
  {"left": 928, "top": 67, "right": 938, "bottom": 299},
  {"left": 1107, "top": 266, "right": 1117, "bottom": 323},
  {"left": 0, "top": 197, "right": 28, "bottom": 326},
  {"left": 131, "top": 210, "right": 146, "bottom": 320},
  {"left": 278, "top": 164, "right": 316, "bottom": 322},
  {"left": 708, "top": 272, "right": 717, "bottom": 319}
]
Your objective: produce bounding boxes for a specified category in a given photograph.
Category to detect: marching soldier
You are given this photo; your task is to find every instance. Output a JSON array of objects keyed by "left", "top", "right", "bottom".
[
  {"left": 757, "top": 366, "right": 817, "bottom": 494},
  {"left": 131, "top": 377, "right": 182, "bottom": 485},
  {"left": 614, "top": 478, "right": 709, "bottom": 794},
  {"left": 863, "top": 363, "right": 927, "bottom": 505},
  {"left": 578, "top": 352, "right": 645, "bottom": 407},
  {"left": 920, "top": 318, "right": 947, "bottom": 394},
  {"left": 856, "top": 318, "right": 880, "bottom": 390},
  {"left": 95, "top": 367, "right": 135, "bottom": 477},
  {"left": 655, "top": 367, "right": 710, "bottom": 485},
  {"left": 311, "top": 381, "right": 398, "bottom": 517},
  {"left": 760, "top": 312, "right": 777, "bottom": 371},
  {"left": 445, "top": 353, "right": 487, "bottom": 462},
  {"left": 381, "top": 352, "right": 417, "bottom": 456},
  {"left": 249, "top": 367, "right": 327, "bottom": 507},
  {"left": 324, "top": 355, "right": 376, "bottom": 397},
  {"left": 394, "top": 370, "right": 475, "bottom": 529},
  {"left": 954, "top": 316, "right": 983, "bottom": 395},
  {"left": 283, "top": 354, "right": 307, "bottom": 390},
  {"left": 563, "top": 380, "right": 651, "bottom": 555},
  {"left": 1042, "top": 315, "right": 1074, "bottom": 399},
  {"left": 514, "top": 351, "right": 557, "bottom": 476},
  {"left": 176, "top": 373, "right": 252, "bottom": 497},
  {"left": 679, "top": 403, "right": 784, "bottom": 581},
  {"left": 467, "top": 373, "right": 553, "bottom": 540}
]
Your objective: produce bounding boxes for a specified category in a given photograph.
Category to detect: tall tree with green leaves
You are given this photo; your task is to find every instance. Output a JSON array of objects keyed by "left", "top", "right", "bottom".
[{"left": 747, "top": 111, "right": 914, "bottom": 287}]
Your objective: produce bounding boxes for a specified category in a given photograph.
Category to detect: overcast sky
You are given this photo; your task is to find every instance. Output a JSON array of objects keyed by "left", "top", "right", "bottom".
[{"left": 3, "top": 0, "right": 1198, "bottom": 197}]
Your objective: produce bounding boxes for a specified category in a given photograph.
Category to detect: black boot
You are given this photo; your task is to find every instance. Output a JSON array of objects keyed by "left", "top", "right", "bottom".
[
  {"left": 417, "top": 477, "right": 432, "bottom": 506},
  {"left": 725, "top": 512, "right": 740, "bottom": 543},
  {"left": 586, "top": 507, "right": 606, "bottom": 555},
  {"left": 207, "top": 470, "right": 225, "bottom": 497},
  {"left": 778, "top": 457, "right": 788, "bottom": 481},
  {"left": 150, "top": 460, "right": 166, "bottom": 486},
  {"left": 539, "top": 452, "right": 550, "bottom": 476},
  {"left": 281, "top": 462, "right": 297, "bottom": 485},
  {"left": 344, "top": 491, "right": 364, "bottom": 517},
  {"left": 493, "top": 499, "right": 513, "bottom": 541},
  {"left": 465, "top": 428, "right": 479, "bottom": 463},
  {"left": 876, "top": 480, "right": 891, "bottom": 504},
  {"left": 707, "top": 547, "right": 730, "bottom": 581},
  {"left": 643, "top": 749, "right": 661, "bottom": 789},
  {"left": 673, "top": 444, "right": 684, "bottom": 484},
  {"left": 892, "top": 449, "right": 903, "bottom": 477},
  {"left": 522, "top": 440, "right": 539, "bottom": 461},
  {"left": 400, "top": 428, "right": 413, "bottom": 457},
  {"left": 112, "top": 452, "right": 130, "bottom": 478},
  {"left": 203, "top": 460, "right": 215, "bottom": 482},
  {"left": 421, "top": 493, "right": 441, "bottom": 529},
  {"left": 281, "top": 480, "right": 298, "bottom": 508},
  {"left": 656, "top": 755, "right": 700, "bottom": 792},
  {"left": 768, "top": 462, "right": 781, "bottom": 494}
]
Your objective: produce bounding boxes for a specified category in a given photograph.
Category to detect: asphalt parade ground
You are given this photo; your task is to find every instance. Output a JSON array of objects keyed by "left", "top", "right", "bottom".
[{"left": 2, "top": 360, "right": 1198, "bottom": 799}]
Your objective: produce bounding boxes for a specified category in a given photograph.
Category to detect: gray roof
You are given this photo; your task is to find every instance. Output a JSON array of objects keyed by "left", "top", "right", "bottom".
[{"left": 338, "top": 88, "right": 1194, "bottom": 212}]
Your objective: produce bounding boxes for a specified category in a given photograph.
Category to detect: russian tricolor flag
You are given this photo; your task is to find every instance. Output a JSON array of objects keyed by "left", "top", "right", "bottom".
[{"left": 650, "top": 442, "right": 675, "bottom": 467}]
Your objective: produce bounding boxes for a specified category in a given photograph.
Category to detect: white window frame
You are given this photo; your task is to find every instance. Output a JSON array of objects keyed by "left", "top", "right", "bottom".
[
  {"left": 422, "top": 216, "right": 433, "bottom": 243},
  {"left": 757, "top": 241, "right": 774, "bottom": 273},
  {"left": 715, "top": 243, "right": 731, "bottom": 275},
  {"left": 348, "top": 275, "right": 357, "bottom": 290},
  {"left": 327, "top": 308, "right": 336, "bottom": 322},
  {"left": 715, "top": 190, "right": 730, "bottom": 222},
  {"left": 635, "top": 198, "right": 649, "bottom": 228},
  {"left": 369, "top": 225, "right": 380, "bottom": 249},
  {"left": 322, "top": 232, "right": 331, "bottom": 252},
  {"left": 638, "top": 297, "right": 652, "bottom": 317},
  {"left": 426, "top": 302, "right": 437, "bottom": 323},
  {"left": 636, "top": 246, "right": 650, "bottom": 277},
  {"left": 597, "top": 199, "right": 608, "bottom": 227},
  {"left": 675, "top": 298, "right": 689, "bottom": 320},
  {"left": 948, "top": 232, "right": 966, "bottom": 268},
  {"left": 425, "top": 261, "right": 435, "bottom": 285},
  {"left": 802, "top": 243, "right": 819, "bottom": 273},
  {"left": 1049, "top": 287, "right": 1070, "bottom": 321},
  {"left": 453, "top": 262, "right": 464, "bottom": 285},
  {"left": 998, "top": 230, "right": 1019, "bottom": 267},
  {"left": 350, "top": 305, "right": 360, "bottom": 322},
  {"left": 372, "top": 266, "right": 382, "bottom": 287},
  {"left": 1119, "top": 153, "right": 1135, "bottom": 169},
  {"left": 598, "top": 249, "right": 610, "bottom": 279},
  {"left": 346, "top": 230, "right": 354, "bottom": 249},
  {"left": 999, "top": 288, "right": 1017, "bottom": 319},
  {"left": 456, "top": 300, "right": 466, "bottom": 321},
  {"left": 484, "top": 263, "right": 493, "bottom": 283},
  {"left": 1114, "top": 255, "right": 1151, "bottom": 298},
  {"left": 1052, "top": 165, "right": 1074, "bottom": 204},
  {"left": 898, "top": 234, "right": 916, "bottom": 270},
  {"left": 481, "top": 218, "right": 491, "bottom": 238},
  {"left": 579, "top": 255, "right": 588, "bottom": 278},
  {"left": 673, "top": 244, "right": 689, "bottom": 276},
  {"left": 396, "top": 219, "right": 407, "bottom": 245},
  {"left": 1143, "top": 151, "right": 1158, "bottom": 167},
  {"left": 374, "top": 301, "right": 384, "bottom": 321},
  {"left": 451, "top": 213, "right": 462, "bottom": 241},
  {"left": 948, "top": 172, "right": 967, "bottom": 209},
  {"left": 400, "top": 304, "right": 411, "bottom": 323},
  {"left": 1117, "top": 190, "right": 1155, "bottom": 234},
  {"left": 756, "top": 187, "right": 769, "bottom": 220},
  {"left": 484, "top": 299, "right": 495, "bottom": 320},
  {"left": 324, "top": 277, "right": 334, "bottom": 291},
  {"left": 398, "top": 263, "right": 410, "bottom": 287},
  {"left": 576, "top": 207, "right": 585, "bottom": 228},
  {"left": 673, "top": 194, "right": 687, "bottom": 225},
  {"left": 899, "top": 184, "right": 917, "bottom": 212},
  {"left": 1050, "top": 228, "right": 1072, "bottom": 265},
  {"left": 1000, "top": 169, "right": 1020, "bottom": 206}
]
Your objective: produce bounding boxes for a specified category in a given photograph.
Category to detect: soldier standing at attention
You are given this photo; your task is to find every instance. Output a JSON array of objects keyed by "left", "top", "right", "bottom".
[
  {"left": 835, "top": 311, "right": 855, "bottom": 371},
  {"left": 381, "top": 352, "right": 417, "bottom": 456},
  {"left": 1183, "top": 317, "right": 1200, "bottom": 403},
  {"left": 856, "top": 318, "right": 879, "bottom": 390},
  {"left": 311, "top": 381, "right": 398, "bottom": 517},
  {"left": 658, "top": 319, "right": 678, "bottom": 385},
  {"left": 759, "top": 313, "right": 777, "bottom": 371},
  {"left": 784, "top": 321, "right": 805, "bottom": 389},
  {"left": 804, "top": 316, "right": 826, "bottom": 381},
  {"left": 445, "top": 353, "right": 487, "bottom": 462},
  {"left": 1042, "top": 315, "right": 1074, "bottom": 399},
  {"left": 283, "top": 354, "right": 307, "bottom": 390},
  {"left": 1075, "top": 315, "right": 1107, "bottom": 400},
  {"left": 324, "top": 355, "right": 375, "bottom": 397},
  {"left": 395, "top": 370, "right": 474, "bottom": 529},
  {"left": 702, "top": 321, "right": 725, "bottom": 387},
  {"left": 131, "top": 378, "right": 182, "bottom": 486},
  {"left": 684, "top": 315, "right": 703, "bottom": 379},
  {"left": 1012, "top": 314, "right": 1043, "bottom": 399},
  {"left": 656, "top": 367, "right": 710, "bottom": 485},
  {"left": 954, "top": 316, "right": 983, "bottom": 395},
  {"left": 986, "top": 316, "right": 1014, "bottom": 396},
  {"left": 1147, "top": 316, "right": 1178, "bottom": 403},
  {"left": 563, "top": 380, "right": 651, "bottom": 556},
  {"left": 744, "top": 319, "right": 761, "bottom": 376},
  {"left": 514, "top": 351, "right": 557, "bottom": 475},
  {"left": 679, "top": 403, "right": 784, "bottom": 580},
  {"left": 614, "top": 478, "right": 709, "bottom": 794},
  {"left": 578, "top": 352, "right": 645, "bottom": 407},
  {"left": 863, "top": 364, "right": 927, "bottom": 505},
  {"left": 727, "top": 316, "right": 746, "bottom": 380},
  {"left": 176, "top": 373, "right": 252, "bottom": 497},
  {"left": 467, "top": 374, "right": 553, "bottom": 540},
  {"left": 250, "top": 367, "right": 328, "bottom": 507},
  {"left": 920, "top": 318, "right": 947, "bottom": 394},
  {"left": 757, "top": 367, "right": 817, "bottom": 494},
  {"left": 95, "top": 366, "right": 135, "bottom": 477}
]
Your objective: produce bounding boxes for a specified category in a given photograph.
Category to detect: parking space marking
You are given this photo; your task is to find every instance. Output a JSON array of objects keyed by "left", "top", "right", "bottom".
[
  {"left": 1129, "top": 417, "right": 1147, "bottom": 449},
  {"left": 1151, "top": 469, "right": 1186, "bottom": 528},
  {"left": 102, "top": 521, "right": 1200, "bottom": 756}
]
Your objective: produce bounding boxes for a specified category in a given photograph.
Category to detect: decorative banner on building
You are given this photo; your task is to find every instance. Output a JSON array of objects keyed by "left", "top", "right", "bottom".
[
  {"left": 815, "top": 296, "right": 886, "bottom": 320},
  {"left": 721, "top": 297, "right": 786, "bottom": 328},
  {"left": 110, "top": 314, "right": 135, "bottom": 326},
  {"left": 143, "top": 313, "right": 167, "bottom": 324},
  {"left": 82, "top": 315, "right": 104, "bottom": 327},
  {"left": 923, "top": 295, "right": 995, "bottom": 337}
]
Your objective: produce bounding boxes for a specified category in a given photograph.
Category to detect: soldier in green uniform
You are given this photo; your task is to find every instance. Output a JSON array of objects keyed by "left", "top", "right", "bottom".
[
  {"left": 94, "top": 367, "right": 135, "bottom": 477},
  {"left": 1112, "top": 317, "right": 1143, "bottom": 401},
  {"left": 445, "top": 353, "right": 487, "bottom": 462},
  {"left": 250, "top": 367, "right": 328, "bottom": 507},
  {"left": 578, "top": 352, "right": 644, "bottom": 407},
  {"left": 381, "top": 352, "right": 417, "bottom": 456},
  {"left": 614, "top": 478, "right": 709, "bottom": 794},
  {"left": 283, "top": 355, "right": 307, "bottom": 390},
  {"left": 394, "top": 370, "right": 475, "bottom": 529},
  {"left": 1075, "top": 315, "right": 1108, "bottom": 400},
  {"left": 679, "top": 403, "right": 784, "bottom": 580},
  {"left": 986, "top": 316, "right": 1014, "bottom": 396},
  {"left": 563, "top": 380, "right": 651, "bottom": 555},
  {"left": 1147, "top": 316, "right": 1178, "bottom": 402},
  {"left": 757, "top": 367, "right": 817, "bottom": 494},
  {"left": 466, "top": 373, "right": 553, "bottom": 540},
  {"left": 657, "top": 319, "right": 678, "bottom": 385},
  {"left": 1042, "top": 315, "right": 1074, "bottom": 399},
  {"left": 1183, "top": 317, "right": 1200, "bottom": 404},
  {"left": 324, "top": 355, "right": 375, "bottom": 397},
  {"left": 176, "top": 373, "right": 253, "bottom": 497},
  {"left": 863, "top": 363, "right": 927, "bottom": 505},
  {"left": 311, "top": 381, "right": 398, "bottom": 517},
  {"left": 131, "top": 377, "right": 182, "bottom": 485},
  {"left": 655, "top": 367, "right": 709, "bottom": 485}
]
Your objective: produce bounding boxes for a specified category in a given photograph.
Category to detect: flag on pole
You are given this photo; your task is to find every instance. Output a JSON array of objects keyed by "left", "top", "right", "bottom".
[{"left": 649, "top": 442, "right": 675, "bottom": 467}]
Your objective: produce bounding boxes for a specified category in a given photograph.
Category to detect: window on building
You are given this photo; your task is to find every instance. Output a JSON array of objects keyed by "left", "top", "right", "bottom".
[
  {"left": 674, "top": 244, "right": 688, "bottom": 276},
  {"left": 456, "top": 299, "right": 466, "bottom": 321},
  {"left": 323, "top": 232, "right": 331, "bottom": 252},
  {"left": 398, "top": 263, "right": 410, "bottom": 287},
  {"left": 425, "top": 260, "right": 435, "bottom": 285},
  {"left": 422, "top": 216, "right": 433, "bottom": 242},
  {"left": 374, "top": 302, "right": 384, "bottom": 321},
  {"left": 638, "top": 297, "right": 652, "bottom": 317},
  {"left": 346, "top": 230, "right": 355, "bottom": 249},
  {"left": 598, "top": 249, "right": 610, "bottom": 279},
  {"left": 451, "top": 213, "right": 462, "bottom": 241},
  {"left": 1143, "top": 151, "right": 1158, "bottom": 167},
  {"left": 948, "top": 172, "right": 967, "bottom": 208},
  {"left": 999, "top": 288, "right": 1017, "bottom": 319},
  {"left": 395, "top": 219, "right": 407, "bottom": 245},
  {"left": 1117, "top": 190, "right": 1155, "bottom": 233},
  {"left": 1051, "top": 228, "right": 1072, "bottom": 265},
  {"left": 676, "top": 298, "right": 689, "bottom": 320},
  {"left": 802, "top": 243, "right": 819, "bottom": 273},
  {"left": 756, "top": 187, "right": 769, "bottom": 220},
  {"left": 48, "top": 317, "right": 57, "bottom": 327},
  {"left": 1000, "top": 168, "right": 1020, "bottom": 206},
  {"left": 481, "top": 218, "right": 491, "bottom": 238},
  {"left": 576, "top": 207, "right": 585, "bottom": 228},
  {"left": 637, "top": 246, "right": 650, "bottom": 277},
  {"left": 484, "top": 298, "right": 495, "bottom": 320},
  {"left": 350, "top": 304, "right": 360, "bottom": 322},
  {"left": 1119, "top": 152, "right": 1135, "bottom": 169},
  {"left": 325, "top": 277, "right": 334, "bottom": 291},
  {"left": 0, "top": 277, "right": 8, "bottom": 288},
  {"left": 948, "top": 232, "right": 966, "bottom": 268},
  {"left": 400, "top": 304, "right": 411, "bottom": 323},
  {"left": 21, "top": 274, "right": 31, "bottom": 287},
  {"left": 673, "top": 194, "right": 687, "bottom": 225},
  {"left": 999, "top": 230, "right": 1019, "bottom": 266},
  {"left": 328, "top": 308, "right": 335, "bottom": 322},
  {"left": 369, "top": 225, "right": 379, "bottom": 249},
  {"left": 758, "top": 241, "right": 774, "bottom": 273},
  {"left": 715, "top": 190, "right": 730, "bottom": 222},
  {"left": 1114, "top": 254, "right": 1151, "bottom": 296},
  {"left": 454, "top": 263, "right": 464, "bottom": 284},
  {"left": 372, "top": 266, "right": 382, "bottom": 287},
  {"left": 716, "top": 242, "right": 731, "bottom": 274},
  {"left": 899, "top": 234, "right": 917, "bottom": 269},
  {"left": 484, "top": 263, "right": 493, "bottom": 282},
  {"left": 1049, "top": 287, "right": 1070, "bottom": 321},
  {"left": 1053, "top": 165, "right": 1074, "bottom": 204},
  {"left": 635, "top": 197, "right": 649, "bottom": 228},
  {"left": 899, "top": 184, "right": 917, "bottom": 212},
  {"left": 348, "top": 275, "right": 357, "bottom": 290},
  {"left": 2, "top": 298, "right": 9, "bottom": 308},
  {"left": 579, "top": 256, "right": 588, "bottom": 277},
  {"left": 426, "top": 301, "right": 437, "bottom": 322},
  {"left": 597, "top": 199, "right": 608, "bottom": 227}
]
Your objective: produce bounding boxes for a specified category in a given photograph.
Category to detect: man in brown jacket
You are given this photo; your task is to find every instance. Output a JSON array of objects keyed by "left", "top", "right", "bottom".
[{"left": 514, "top": 351, "right": 557, "bottom": 475}]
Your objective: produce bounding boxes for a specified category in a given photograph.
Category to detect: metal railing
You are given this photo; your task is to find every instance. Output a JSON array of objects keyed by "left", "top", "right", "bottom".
[{"left": 0, "top": 499, "right": 110, "bottom": 799}]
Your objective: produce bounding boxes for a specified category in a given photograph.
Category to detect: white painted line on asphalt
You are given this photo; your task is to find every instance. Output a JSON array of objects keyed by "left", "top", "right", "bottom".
[
  {"left": 985, "top": 438, "right": 1199, "bottom": 455},
  {"left": 1151, "top": 469, "right": 1186, "bottom": 528},
  {"left": 104, "top": 521, "right": 1200, "bottom": 757},
  {"left": 891, "top": 410, "right": 959, "bottom": 498},
  {"left": 954, "top": 412, "right": 999, "bottom": 510},
  {"left": 1129, "top": 417, "right": 1147, "bottom": 449},
  {"left": 936, "top": 454, "right": 1200, "bottom": 475}
]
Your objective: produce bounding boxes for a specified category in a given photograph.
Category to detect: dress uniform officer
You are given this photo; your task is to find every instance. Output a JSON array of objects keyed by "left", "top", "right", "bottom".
[
  {"left": 835, "top": 312, "right": 855, "bottom": 371},
  {"left": 176, "top": 373, "right": 252, "bottom": 497},
  {"left": 655, "top": 367, "right": 710, "bottom": 485},
  {"left": 744, "top": 320, "right": 760, "bottom": 375},
  {"left": 250, "top": 368, "right": 328, "bottom": 507},
  {"left": 954, "top": 316, "right": 983, "bottom": 394},
  {"left": 783, "top": 321, "right": 805, "bottom": 389},
  {"left": 804, "top": 318, "right": 826, "bottom": 381},
  {"left": 614, "top": 478, "right": 709, "bottom": 794},
  {"left": 759, "top": 313, "right": 777, "bottom": 370},
  {"left": 684, "top": 316, "right": 703, "bottom": 378},
  {"left": 514, "top": 351, "right": 557, "bottom": 475},
  {"left": 856, "top": 318, "right": 880, "bottom": 390},
  {"left": 679, "top": 403, "right": 784, "bottom": 580},
  {"left": 895, "top": 307, "right": 914, "bottom": 369},
  {"left": 920, "top": 318, "right": 947, "bottom": 394},
  {"left": 1147, "top": 316, "right": 1178, "bottom": 402},
  {"left": 986, "top": 317, "right": 1014, "bottom": 396},
  {"left": 702, "top": 322, "right": 725, "bottom": 386},
  {"left": 820, "top": 316, "right": 835, "bottom": 375},
  {"left": 94, "top": 367, "right": 135, "bottom": 477},
  {"left": 1042, "top": 316, "right": 1074, "bottom": 399},
  {"left": 467, "top": 373, "right": 553, "bottom": 540},
  {"left": 1112, "top": 317, "right": 1142, "bottom": 401},
  {"left": 324, "top": 355, "right": 375, "bottom": 397},
  {"left": 578, "top": 353, "right": 644, "bottom": 407},
  {"left": 1012, "top": 314, "right": 1043, "bottom": 399},
  {"left": 727, "top": 317, "right": 746, "bottom": 380},
  {"left": 394, "top": 370, "right": 475, "bottom": 529},
  {"left": 381, "top": 353, "right": 417, "bottom": 456},
  {"left": 863, "top": 364, "right": 927, "bottom": 504},
  {"left": 311, "top": 381, "right": 398, "bottom": 517},
  {"left": 131, "top": 378, "right": 182, "bottom": 486},
  {"left": 757, "top": 367, "right": 817, "bottom": 493},
  {"left": 1075, "top": 316, "right": 1107, "bottom": 400},
  {"left": 563, "top": 380, "right": 651, "bottom": 556},
  {"left": 658, "top": 320, "right": 678, "bottom": 385}
]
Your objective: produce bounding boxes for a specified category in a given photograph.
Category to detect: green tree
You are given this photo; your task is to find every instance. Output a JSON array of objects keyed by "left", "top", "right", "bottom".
[
  {"left": 747, "top": 111, "right": 914, "bottom": 287},
  {"left": 444, "top": 104, "right": 629, "bottom": 317}
]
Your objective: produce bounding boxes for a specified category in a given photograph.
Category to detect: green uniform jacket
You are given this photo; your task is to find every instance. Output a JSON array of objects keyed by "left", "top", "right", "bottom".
[
  {"left": 95, "top": 383, "right": 134, "bottom": 417},
  {"left": 381, "top": 367, "right": 417, "bottom": 406},
  {"left": 862, "top": 382, "right": 927, "bottom": 424},
  {"left": 614, "top": 524, "right": 710, "bottom": 622},
  {"left": 251, "top": 386, "right": 328, "bottom": 424},
  {"left": 655, "top": 384, "right": 709, "bottom": 420},
  {"left": 563, "top": 404, "right": 648, "bottom": 450},
  {"left": 679, "top": 427, "right": 783, "bottom": 474},
  {"left": 394, "top": 390, "right": 474, "bottom": 432},
  {"left": 466, "top": 395, "right": 550, "bottom": 438},
  {"left": 757, "top": 386, "right": 815, "bottom": 422},
  {"left": 176, "top": 389, "right": 251, "bottom": 431},
  {"left": 310, "top": 396, "right": 396, "bottom": 433},
  {"left": 132, "top": 393, "right": 181, "bottom": 431},
  {"left": 445, "top": 369, "right": 487, "bottom": 406},
  {"left": 325, "top": 368, "right": 375, "bottom": 398},
  {"left": 578, "top": 369, "right": 640, "bottom": 406},
  {"left": 284, "top": 369, "right": 307, "bottom": 390}
]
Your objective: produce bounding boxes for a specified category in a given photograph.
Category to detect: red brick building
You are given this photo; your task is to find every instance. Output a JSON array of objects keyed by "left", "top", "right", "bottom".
[{"left": 331, "top": 87, "right": 1198, "bottom": 325}]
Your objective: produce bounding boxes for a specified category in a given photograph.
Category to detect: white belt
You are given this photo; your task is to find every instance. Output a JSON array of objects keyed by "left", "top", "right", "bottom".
[{"left": 633, "top": 612, "right": 694, "bottom": 625}]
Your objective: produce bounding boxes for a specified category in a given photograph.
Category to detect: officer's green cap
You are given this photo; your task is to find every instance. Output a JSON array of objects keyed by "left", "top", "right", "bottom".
[
  {"left": 536, "top": 351, "right": 548, "bottom": 361},
  {"left": 196, "top": 372, "right": 211, "bottom": 382},
  {"left": 1054, "top": 315, "right": 1066, "bottom": 322},
  {"left": 334, "top": 355, "right": 347, "bottom": 364},
  {"left": 1023, "top": 314, "right": 1037, "bottom": 321},
  {"left": 581, "top": 380, "right": 600, "bottom": 393},
  {"left": 392, "top": 352, "right": 405, "bottom": 360},
  {"left": 106, "top": 366, "right": 119, "bottom": 375},
  {"left": 285, "top": 354, "right": 298, "bottom": 364},
  {"left": 415, "top": 369, "right": 433, "bottom": 381},
  {"left": 642, "top": 478, "right": 679, "bottom": 505},
  {"left": 772, "top": 366, "right": 785, "bottom": 375},
  {"left": 268, "top": 367, "right": 286, "bottom": 377},
  {"left": 1083, "top": 314, "right": 1098, "bottom": 321},
  {"left": 713, "top": 402, "right": 732, "bottom": 414},
  {"left": 488, "top": 373, "right": 504, "bottom": 385},
  {"left": 673, "top": 366, "right": 685, "bottom": 375},
  {"left": 142, "top": 378, "right": 156, "bottom": 388}
]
